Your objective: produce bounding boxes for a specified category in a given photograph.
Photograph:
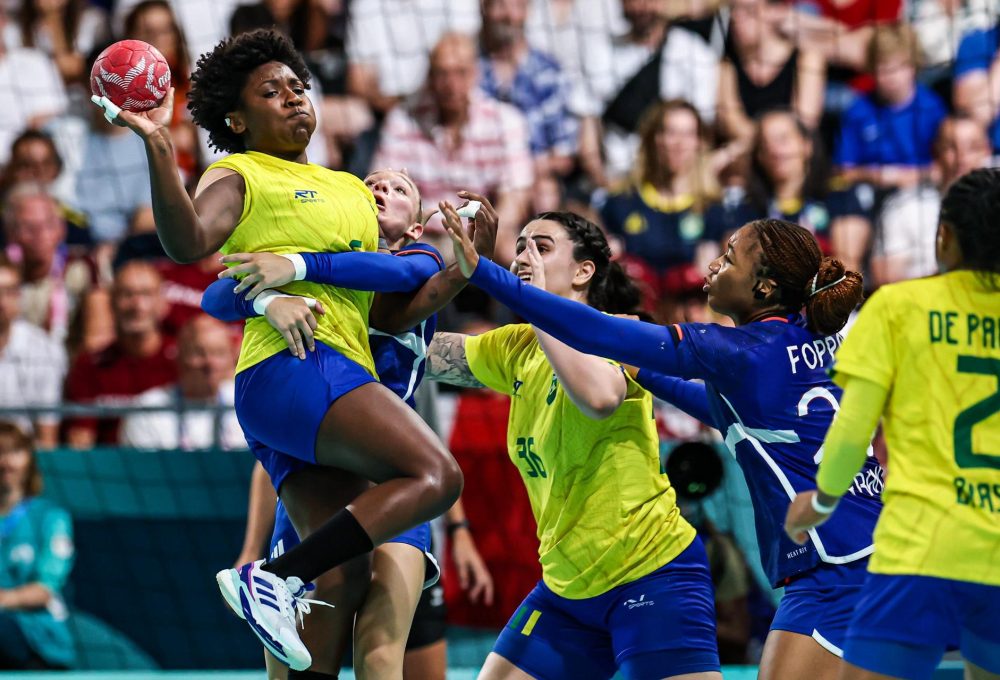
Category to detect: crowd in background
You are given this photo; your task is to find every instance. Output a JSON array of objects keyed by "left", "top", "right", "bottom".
[{"left": 0, "top": 0, "right": 997, "bottom": 668}]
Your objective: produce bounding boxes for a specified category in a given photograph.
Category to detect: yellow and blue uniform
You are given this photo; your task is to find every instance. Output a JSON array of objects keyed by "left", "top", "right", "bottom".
[
  {"left": 465, "top": 324, "right": 719, "bottom": 679},
  {"left": 0, "top": 498, "right": 75, "bottom": 669},
  {"left": 467, "top": 256, "right": 883, "bottom": 657},
  {"left": 207, "top": 151, "right": 380, "bottom": 476},
  {"left": 820, "top": 271, "right": 1000, "bottom": 679}
]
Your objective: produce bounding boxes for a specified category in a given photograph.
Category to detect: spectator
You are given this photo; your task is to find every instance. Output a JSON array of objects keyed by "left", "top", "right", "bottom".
[
  {"left": 0, "top": 131, "right": 88, "bottom": 247},
  {"left": 872, "top": 115, "right": 992, "bottom": 286},
  {"left": 709, "top": 109, "right": 872, "bottom": 273},
  {"left": 478, "top": 0, "right": 579, "bottom": 212},
  {"left": 771, "top": 0, "right": 902, "bottom": 112},
  {"left": 598, "top": 100, "right": 722, "bottom": 297},
  {"left": 373, "top": 33, "right": 533, "bottom": 264},
  {"left": 953, "top": 19, "right": 1000, "bottom": 154},
  {"left": 2, "top": 183, "right": 96, "bottom": 345},
  {"left": 113, "top": 0, "right": 242, "bottom": 63},
  {"left": 64, "top": 261, "right": 178, "bottom": 449},
  {"left": 717, "top": 0, "right": 825, "bottom": 146},
  {"left": 121, "top": 315, "right": 244, "bottom": 450},
  {"left": 123, "top": 1, "right": 199, "bottom": 182},
  {"left": 0, "top": 257, "right": 66, "bottom": 450},
  {"left": 12, "top": 0, "right": 109, "bottom": 85},
  {"left": 908, "top": 0, "right": 997, "bottom": 76},
  {"left": 0, "top": 6, "right": 68, "bottom": 166},
  {"left": 0, "top": 421, "right": 75, "bottom": 670},
  {"left": 75, "top": 78, "right": 153, "bottom": 246},
  {"left": 834, "top": 23, "right": 948, "bottom": 190},
  {"left": 346, "top": 0, "right": 480, "bottom": 114},
  {"left": 577, "top": 0, "right": 720, "bottom": 182}
]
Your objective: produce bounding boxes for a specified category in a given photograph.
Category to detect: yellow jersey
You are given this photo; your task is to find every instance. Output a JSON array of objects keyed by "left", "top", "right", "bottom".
[
  {"left": 832, "top": 271, "right": 1000, "bottom": 585},
  {"left": 208, "top": 151, "right": 379, "bottom": 374},
  {"left": 465, "top": 324, "right": 696, "bottom": 599}
]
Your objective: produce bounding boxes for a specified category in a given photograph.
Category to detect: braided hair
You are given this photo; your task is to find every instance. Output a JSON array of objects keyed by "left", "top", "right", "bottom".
[
  {"left": 749, "top": 219, "right": 863, "bottom": 335},
  {"left": 533, "top": 212, "right": 641, "bottom": 314},
  {"left": 939, "top": 168, "right": 1000, "bottom": 290}
]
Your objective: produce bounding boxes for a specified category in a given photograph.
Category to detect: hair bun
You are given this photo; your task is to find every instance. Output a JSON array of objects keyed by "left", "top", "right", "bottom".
[{"left": 809, "top": 257, "right": 846, "bottom": 297}]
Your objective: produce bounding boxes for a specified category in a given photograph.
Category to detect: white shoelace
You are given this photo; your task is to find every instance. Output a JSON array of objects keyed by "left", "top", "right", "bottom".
[{"left": 284, "top": 577, "right": 334, "bottom": 629}]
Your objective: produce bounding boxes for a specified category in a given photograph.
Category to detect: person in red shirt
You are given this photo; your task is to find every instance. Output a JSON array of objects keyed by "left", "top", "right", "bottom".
[{"left": 64, "top": 260, "right": 177, "bottom": 448}]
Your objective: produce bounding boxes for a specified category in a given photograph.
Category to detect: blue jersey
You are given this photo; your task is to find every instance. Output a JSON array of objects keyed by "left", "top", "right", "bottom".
[
  {"left": 673, "top": 315, "right": 883, "bottom": 585},
  {"left": 369, "top": 243, "right": 443, "bottom": 406}
]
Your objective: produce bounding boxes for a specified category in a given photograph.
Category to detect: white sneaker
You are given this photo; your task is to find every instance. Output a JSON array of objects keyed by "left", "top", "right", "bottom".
[{"left": 216, "top": 560, "right": 331, "bottom": 671}]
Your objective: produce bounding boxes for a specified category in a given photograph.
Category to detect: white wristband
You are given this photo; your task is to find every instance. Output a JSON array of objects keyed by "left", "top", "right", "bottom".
[
  {"left": 253, "top": 291, "right": 317, "bottom": 315},
  {"left": 281, "top": 253, "right": 308, "bottom": 281},
  {"left": 811, "top": 492, "right": 839, "bottom": 515}
]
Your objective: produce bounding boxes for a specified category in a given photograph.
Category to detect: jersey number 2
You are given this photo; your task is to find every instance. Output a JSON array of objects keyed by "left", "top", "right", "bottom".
[{"left": 954, "top": 356, "right": 1000, "bottom": 470}]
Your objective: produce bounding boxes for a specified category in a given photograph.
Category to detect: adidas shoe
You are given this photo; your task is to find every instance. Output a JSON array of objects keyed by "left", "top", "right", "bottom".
[{"left": 216, "top": 560, "right": 330, "bottom": 671}]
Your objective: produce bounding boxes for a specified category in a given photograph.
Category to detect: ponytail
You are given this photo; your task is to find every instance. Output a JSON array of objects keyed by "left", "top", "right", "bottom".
[{"left": 591, "top": 260, "right": 642, "bottom": 313}]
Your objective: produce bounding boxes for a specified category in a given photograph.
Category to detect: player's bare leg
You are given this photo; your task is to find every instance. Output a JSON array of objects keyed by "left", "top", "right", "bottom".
[
  {"left": 403, "top": 640, "right": 447, "bottom": 680},
  {"left": 280, "top": 466, "right": 373, "bottom": 675},
  {"left": 760, "top": 630, "right": 842, "bottom": 680},
  {"left": 353, "top": 543, "right": 426, "bottom": 679}
]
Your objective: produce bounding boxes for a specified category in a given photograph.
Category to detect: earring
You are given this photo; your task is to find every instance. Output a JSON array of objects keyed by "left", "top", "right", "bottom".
[{"left": 225, "top": 117, "right": 232, "bottom": 128}]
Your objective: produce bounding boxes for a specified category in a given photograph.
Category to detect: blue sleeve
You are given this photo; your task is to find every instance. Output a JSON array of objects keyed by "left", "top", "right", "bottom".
[
  {"left": 200, "top": 278, "right": 257, "bottom": 321},
  {"left": 635, "top": 370, "right": 713, "bottom": 424},
  {"left": 469, "top": 257, "right": 684, "bottom": 374},
  {"left": 300, "top": 249, "right": 442, "bottom": 292},
  {"left": 955, "top": 28, "right": 997, "bottom": 79}
]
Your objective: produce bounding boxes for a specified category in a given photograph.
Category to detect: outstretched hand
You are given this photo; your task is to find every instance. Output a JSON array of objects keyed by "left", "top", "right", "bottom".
[
  {"left": 219, "top": 252, "right": 298, "bottom": 298},
  {"left": 91, "top": 87, "right": 175, "bottom": 139},
  {"left": 440, "top": 200, "right": 480, "bottom": 279},
  {"left": 457, "top": 191, "right": 499, "bottom": 259}
]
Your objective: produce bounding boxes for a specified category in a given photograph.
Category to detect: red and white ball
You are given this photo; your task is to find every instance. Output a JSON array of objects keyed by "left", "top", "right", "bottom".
[{"left": 90, "top": 40, "right": 171, "bottom": 112}]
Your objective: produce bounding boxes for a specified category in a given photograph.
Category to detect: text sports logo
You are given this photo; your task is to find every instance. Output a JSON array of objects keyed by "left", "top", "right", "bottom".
[
  {"left": 623, "top": 594, "right": 655, "bottom": 610},
  {"left": 294, "top": 190, "right": 324, "bottom": 204}
]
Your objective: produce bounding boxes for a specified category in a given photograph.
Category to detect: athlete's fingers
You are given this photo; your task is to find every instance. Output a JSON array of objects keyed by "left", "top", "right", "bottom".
[
  {"left": 220, "top": 253, "right": 253, "bottom": 265},
  {"left": 221, "top": 263, "right": 259, "bottom": 280},
  {"left": 279, "top": 327, "right": 299, "bottom": 358},
  {"left": 313, "top": 301, "right": 325, "bottom": 316},
  {"left": 297, "top": 317, "right": 315, "bottom": 353},
  {"left": 468, "top": 576, "right": 484, "bottom": 604},
  {"left": 306, "top": 311, "right": 318, "bottom": 331},
  {"left": 291, "top": 326, "right": 306, "bottom": 360},
  {"left": 233, "top": 273, "right": 260, "bottom": 294},
  {"left": 457, "top": 191, "right": 496, "bottom": 220},
  {"left": 456, "top": 556, "right": 470, "bottom": 591}
]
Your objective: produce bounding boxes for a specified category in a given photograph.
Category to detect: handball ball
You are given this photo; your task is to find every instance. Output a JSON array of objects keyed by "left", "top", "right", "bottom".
[{"left": 90, "top": 40, "right": 171, "bottom": 112}]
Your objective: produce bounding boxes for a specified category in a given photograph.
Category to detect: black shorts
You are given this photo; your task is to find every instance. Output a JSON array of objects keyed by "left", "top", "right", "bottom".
[{"left": 406, "top": 577, "right": 446, "bottom": 649}]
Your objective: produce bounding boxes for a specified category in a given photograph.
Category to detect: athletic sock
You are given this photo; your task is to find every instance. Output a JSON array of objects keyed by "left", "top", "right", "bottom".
[{"left": 262, "top": 508, "right": 374, "bottom": 582}]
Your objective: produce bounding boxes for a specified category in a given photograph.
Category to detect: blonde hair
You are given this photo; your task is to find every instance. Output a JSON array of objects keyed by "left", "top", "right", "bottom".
[
  {"left": 633, "top": 100, "right": 719, "bottom": 212},
  {"left": 867, "top": 23, "right": 920, "bottom": 72}
]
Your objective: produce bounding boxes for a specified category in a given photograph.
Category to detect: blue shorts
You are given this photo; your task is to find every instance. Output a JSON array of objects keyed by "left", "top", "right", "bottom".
[
  {"left": 843, "top": 573, "right": 1000, "bottom": 680},
  {"left": 269, "top": 500, "right": 439, "bottom": 587},
  {"left": 770, "top": 557, "right": 869, "bottom": 657},
  {"left": 493, "top": 536, "right": 719, "bottom": 680},
  {"left": 235, "top": 342, "right": 376, "bottom": 490}
]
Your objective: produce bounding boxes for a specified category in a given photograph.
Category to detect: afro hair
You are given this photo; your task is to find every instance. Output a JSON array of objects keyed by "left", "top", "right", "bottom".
[{"left": 187, "top": 29, "right": 311, "bottom": 154}]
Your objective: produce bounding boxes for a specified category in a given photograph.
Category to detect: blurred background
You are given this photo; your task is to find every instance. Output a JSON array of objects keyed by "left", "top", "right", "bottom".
[{"left": 0, "top": 0, "right": 995, "bottom": 675}]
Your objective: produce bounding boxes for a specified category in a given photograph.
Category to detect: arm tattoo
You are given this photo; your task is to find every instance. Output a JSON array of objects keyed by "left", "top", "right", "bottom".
[{"left": 426, "top": 332, "right": 484, "bottom": 388}]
